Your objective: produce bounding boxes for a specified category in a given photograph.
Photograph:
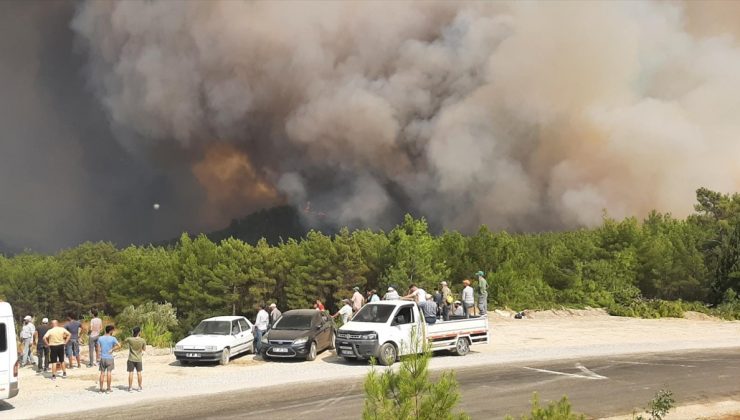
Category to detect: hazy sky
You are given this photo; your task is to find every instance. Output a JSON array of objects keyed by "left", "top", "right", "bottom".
[{"left": 3, "top": 1, "right": 740, "bottom": 253}]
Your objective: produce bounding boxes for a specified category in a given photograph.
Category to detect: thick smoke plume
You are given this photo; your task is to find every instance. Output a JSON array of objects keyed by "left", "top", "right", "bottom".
[{"left": 67, "top": 1, "right": 740, "bottom": 235}]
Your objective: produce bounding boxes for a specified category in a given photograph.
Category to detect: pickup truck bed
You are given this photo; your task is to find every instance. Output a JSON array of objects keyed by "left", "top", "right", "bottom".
[{"left": 427, "top": 316, "right": 489, "bottom": 354}]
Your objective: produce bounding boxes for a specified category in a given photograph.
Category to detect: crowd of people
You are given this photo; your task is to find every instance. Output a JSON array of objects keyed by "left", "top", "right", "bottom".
[
  {"left": 309, "top": 270, "right": 490, "bottom": 326},
  {"left": 17, "top": 309, "right": 146, "bottom": 393}
]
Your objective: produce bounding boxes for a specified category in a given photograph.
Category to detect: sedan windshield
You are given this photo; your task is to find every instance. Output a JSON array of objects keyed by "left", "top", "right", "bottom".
[
  {"left": 352, "top": 305, "right": 395, "bottom": 323},
  {"left": 192, "top": 321, "right": 231, "bottom": 335},
  {"left": 273, "top": 314, "right": 314, "bottom": 330}
]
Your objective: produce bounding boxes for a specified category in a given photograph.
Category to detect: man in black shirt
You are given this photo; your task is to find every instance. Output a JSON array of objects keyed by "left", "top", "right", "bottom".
[{"left": 34, "top": 318, "right": 51, "bottom": 372}]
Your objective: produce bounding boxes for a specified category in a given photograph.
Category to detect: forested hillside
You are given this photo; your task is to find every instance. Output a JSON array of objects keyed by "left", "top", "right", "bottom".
[{"left": 1, "top": 188, "right": 739, "bottom": 338}]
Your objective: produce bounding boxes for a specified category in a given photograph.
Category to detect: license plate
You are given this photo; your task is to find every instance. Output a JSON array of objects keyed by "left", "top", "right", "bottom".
[
  {"left": 341, "top": 349, "right": 354, "bottom": 356},
  {"left": 186, "top": 353, "right": 201, "bottom": 358},
  {"left": 273, "top": 347, "right": 288, "bottom": 353}
]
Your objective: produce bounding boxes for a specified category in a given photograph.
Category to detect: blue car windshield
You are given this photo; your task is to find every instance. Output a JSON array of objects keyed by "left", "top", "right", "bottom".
[{"left": 352, "top": 305, "right": 394, "bottom": 323}]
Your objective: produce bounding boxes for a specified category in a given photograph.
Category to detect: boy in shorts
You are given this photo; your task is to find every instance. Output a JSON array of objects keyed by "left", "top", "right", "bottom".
[
  {"left": 124, "top": 326, "right": 146, "bottom": 392},
  {"left": 97, "top": 325, "right": 121, "bottom": 393}
]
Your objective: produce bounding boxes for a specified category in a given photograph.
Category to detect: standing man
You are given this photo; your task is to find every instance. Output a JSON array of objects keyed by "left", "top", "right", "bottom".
[
  {"left": 254, "top": 303, "right": 269, "bottom": 354},
  {"left": 351, "top": 287, "right": 365, "bottom": 313},
  {"left": 20, "top": 315, "right": 35, "bottom": 367},
  {"left": 402, "top": 284, "right": 427, "bottom": 303},
  {"left": 65, "top": 312, "right": 82, "bottom": 369},
  {"left": 475, "top": 271, "right": 488, "bottom": 316},
  {"left": 440, "top": 281, "right": 452, "bottom": 321},
  {"left": 34, "top": 318, "right": 51, "bottom": 372},
  {"left": 97, "top": 325, "right": 120, "bottom": 393},
  {"left": 461, "top": 279, "right": 475, "bottom": 318},
  {"left": 268, "top": 303, "right": 282, "bottom": 328},
  {"left": 331, "top": 299, "right": 354, "bottom": 324},
  {"left": 384, "top": 286, "right": 400, "bottom": 300},
  {"left": 87, "top": 308, "right": 103, "bottom": 367},
  {"left": 369, "top": 289, "right": 380, "bottom": 303},
  {"left": 43, "top": 320, "right": 70, "bottom": 380},
  {"left": 419, "top": 295, "right": 438, "bottom": 325},
  {"left": 124, "top": 326, "right": 146, "bottom": 392}
]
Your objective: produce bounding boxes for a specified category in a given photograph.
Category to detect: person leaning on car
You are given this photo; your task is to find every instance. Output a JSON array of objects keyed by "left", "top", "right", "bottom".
[{"left": 419, "top": 295, "right": 438, "bottom": 325}]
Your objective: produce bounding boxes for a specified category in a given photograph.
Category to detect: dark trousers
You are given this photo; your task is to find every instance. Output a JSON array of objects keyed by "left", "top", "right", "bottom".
[
  {"left": 441, "top": 304, "right": 450, "bottom": 321},
  {"left": 424, "top": 316, "right": 437, "bottom": 325},
  {"left": 37, "top": 346, "right": 50, "bottom": 371}
]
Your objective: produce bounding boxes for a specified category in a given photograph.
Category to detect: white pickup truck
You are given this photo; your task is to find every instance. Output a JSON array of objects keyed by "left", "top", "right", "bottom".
[{"left": 335, "top": 300, "right": 488, "bottom": 365}]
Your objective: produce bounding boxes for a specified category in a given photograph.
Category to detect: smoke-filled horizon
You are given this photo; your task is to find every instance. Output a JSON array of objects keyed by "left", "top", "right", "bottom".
[{"left": 3, "top": 1, "right": 740, "bottom": 252}]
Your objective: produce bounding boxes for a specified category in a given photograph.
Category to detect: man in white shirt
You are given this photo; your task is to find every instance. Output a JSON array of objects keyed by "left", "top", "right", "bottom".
[
  {"left": 254, "top": 304, "right": 270, "bottom": 354},
  {"left": 332, "top": 299, "right": 354, "bottom": 324},
  {"left": 402, "top": 284, "right": 427, "bottom": 303},
  {"left": 384, "top": 287, "right": 400, "bottom": 300},
  {"left": 20, "top": 315, "right": 36, "bottom": 366}
]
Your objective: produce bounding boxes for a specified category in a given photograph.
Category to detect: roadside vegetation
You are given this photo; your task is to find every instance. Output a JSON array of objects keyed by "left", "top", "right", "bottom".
[{"left": 1, "top": 188, "right": 739, "bottom": 339}]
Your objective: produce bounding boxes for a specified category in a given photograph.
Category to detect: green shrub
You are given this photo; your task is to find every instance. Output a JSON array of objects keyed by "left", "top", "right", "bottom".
[
  {"left": 634, "top": 388, "right": 674, "bottom": 420},
  {"left": 116, "top": 302, "right": 178, "bottom": 347},
  {"left": 506, "top": 393, "right": 585, "bottom": 420}
]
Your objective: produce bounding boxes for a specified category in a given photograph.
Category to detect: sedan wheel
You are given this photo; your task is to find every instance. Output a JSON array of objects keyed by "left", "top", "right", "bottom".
[
  {"left": 306, "top": 341, "right": 317, "bottom": 361},
  {"left": 220, "top": 348, "right": 230, "bottom": 365}
]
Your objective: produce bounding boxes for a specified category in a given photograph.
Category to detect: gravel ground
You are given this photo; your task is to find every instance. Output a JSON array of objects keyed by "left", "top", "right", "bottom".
[{"left": 4, "top": 310, "right": 740, "bottom": 419}]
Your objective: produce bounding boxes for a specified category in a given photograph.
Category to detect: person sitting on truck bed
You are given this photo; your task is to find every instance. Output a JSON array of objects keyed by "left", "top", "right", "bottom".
[
  {"left": 452, "top": 301, "right": 464, "bottom": 317},
  {"left": 418, "top": 295, "right": 438, "bottom": 325}
]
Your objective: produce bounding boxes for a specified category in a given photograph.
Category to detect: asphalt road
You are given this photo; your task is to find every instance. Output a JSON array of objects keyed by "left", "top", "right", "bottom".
[{"left": 56, "top": 347, "right": 740, "bottom": 419}]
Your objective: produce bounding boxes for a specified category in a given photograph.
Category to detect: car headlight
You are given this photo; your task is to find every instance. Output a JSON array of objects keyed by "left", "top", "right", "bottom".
[
  {"left": 205, "top": 345, "right": 217, "bottom": 352},
  {"left": 293, "top": 337, "right": 308, "bottom": 346},
  {"left": 360, "top": 332, "right": 377, "bottom": 340},
  {"left": 261, "top": 336, "right": 268, "bottom": 344},
  {"left": 175, "top": 345, "right": 184, "bottom": 351}
]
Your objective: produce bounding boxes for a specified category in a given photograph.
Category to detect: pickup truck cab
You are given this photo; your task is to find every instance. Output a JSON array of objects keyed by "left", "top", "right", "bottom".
[
  {"left": 175, "top": 316, "right": 254, "bottom": 365},
  {"left": 335, "top": 300, "right": 488, "bottom": 365}
]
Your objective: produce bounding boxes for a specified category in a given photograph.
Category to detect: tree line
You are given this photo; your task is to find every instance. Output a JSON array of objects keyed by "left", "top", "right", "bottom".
[{"left": 1, "top": 188, "right": 739, "bottom": 338}]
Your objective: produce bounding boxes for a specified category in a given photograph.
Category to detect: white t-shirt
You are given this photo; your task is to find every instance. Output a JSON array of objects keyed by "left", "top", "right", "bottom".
[
  {"left": 384, "top": 290, "right": 400, "bottom": 300},
  {"left": 338, "top": 305, "right": 353, "bottom": 324},
  {"left": 412, "top": 288, "right": 427, "bottom": 303},
  {"left": 21, "top": 323, "right": 35, "bottom": 339},
  {"left": 90, "top": 317, "right": 103, "bottom": 338},
  {"left": 255, "top": 310, "right": 270, "bottom": 331}
]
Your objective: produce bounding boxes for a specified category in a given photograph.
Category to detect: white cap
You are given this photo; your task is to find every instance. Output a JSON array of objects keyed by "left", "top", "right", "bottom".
[
  {"left": 269, "top": 303, "right": 276, "bottom": 308},
  {"left": 42, "top": 318, "right": 49, "bottom": 323},
  {"left": 440, "top": 281, "right": 447, "bottom": 286},
  {"left": 23, "top": 315, "right": 32, "bottom": 321},
  {"left": 387, "top": 287, "right": 395, "bottom": 291}
]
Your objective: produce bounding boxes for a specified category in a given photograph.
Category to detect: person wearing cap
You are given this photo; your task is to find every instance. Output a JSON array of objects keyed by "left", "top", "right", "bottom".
[
  {"left": 440, "top": 281, "right": 452, "bottom": 321},
  {"left": 418, "top": 294, "right": 438, "bottom": 325},
  {"left": 20, "top": 315, "right": 35, "bottom": 367},
  {"left": 34, "top": 317, "right": 51, "bottom": 372},
  {"left": 331, "top": 299, "right": 354, "bottom": 324},
  {"left": 383, "top": 286, "right": 400, "bottom": 300},
  {"left": 268, "top": 303, "right": 282, "bottom": 328},
  {"left": 452, "top": 301, "right": 464, "bottom": 317},
  {"left": 475, "top": 271, "right": 488, "bottom": 316},
  {"left": 351, "top": 287, "right": 365, "bottom": 313},
  {"left": 461, "top": 279, "right": 475, "bottom": 318}
]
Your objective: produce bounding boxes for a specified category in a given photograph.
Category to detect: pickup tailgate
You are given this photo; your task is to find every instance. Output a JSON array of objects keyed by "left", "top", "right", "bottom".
[{"left": 426, "top": 317, "right": 489, "bottom": 350}]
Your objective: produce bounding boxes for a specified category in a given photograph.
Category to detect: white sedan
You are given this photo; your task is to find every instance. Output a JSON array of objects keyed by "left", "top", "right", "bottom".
[{"left": 175, "top": 316, "right": 255, "bottom": 365}]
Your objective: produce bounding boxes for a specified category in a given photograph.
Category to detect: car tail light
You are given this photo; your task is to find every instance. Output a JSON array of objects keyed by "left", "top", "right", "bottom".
[{"left": 13, "top": 360, "right": 19, "bottom": 377}]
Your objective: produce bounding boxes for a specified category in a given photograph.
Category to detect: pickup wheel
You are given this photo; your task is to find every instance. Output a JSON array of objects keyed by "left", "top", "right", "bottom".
[
  {"left": 306, "top": 341, "right": 317, "bottom": 361},
  {"left": 454, "top": 337, "right": 470, "bottom": 356},
  {"left": 219, "top": 348, "right": 231, "bottom": 365},
  {"left": 378, "top": 343, "right": 397, "bottom": 366}
]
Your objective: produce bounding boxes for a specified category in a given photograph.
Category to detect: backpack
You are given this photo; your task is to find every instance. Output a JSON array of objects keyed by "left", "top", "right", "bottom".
[{"left": 446, "top": 295, "right": 454, "bottom": 304}]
